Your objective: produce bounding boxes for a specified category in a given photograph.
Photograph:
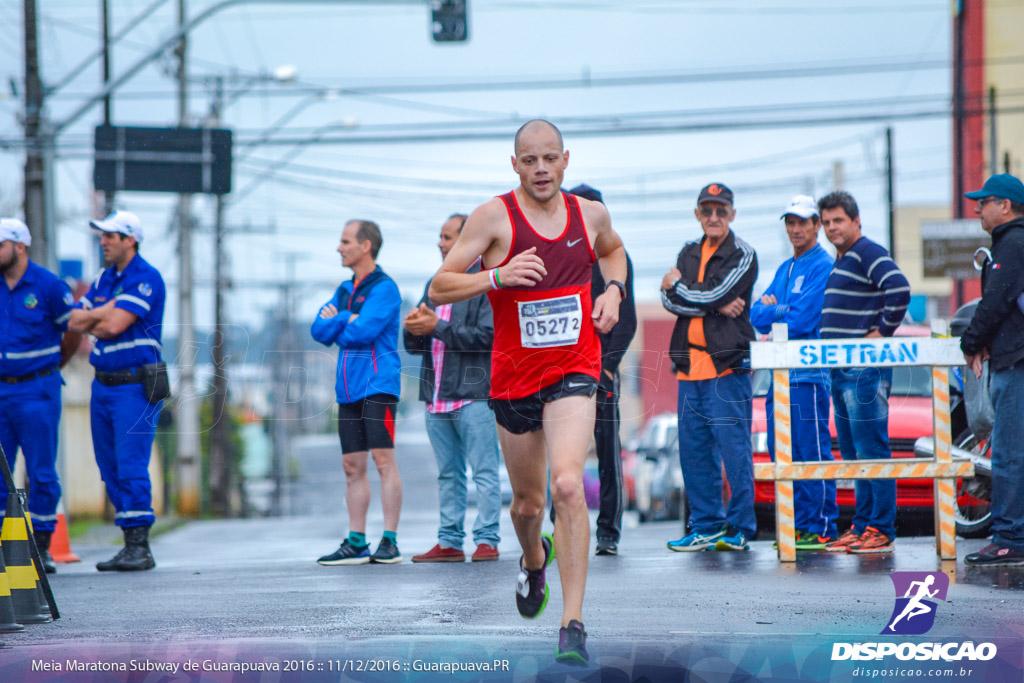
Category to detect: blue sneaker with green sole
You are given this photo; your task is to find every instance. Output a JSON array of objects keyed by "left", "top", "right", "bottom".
[
  {"left": 714, "top": 526, "right": 750, "bottom": 551},
  {"left": 667, "top": 527, "right": 726, "bottom": 552}
]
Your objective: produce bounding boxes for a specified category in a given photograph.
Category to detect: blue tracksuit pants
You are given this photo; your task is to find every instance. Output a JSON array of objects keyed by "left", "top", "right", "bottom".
[
  {"left": 90, "top": 380, "right": 161, "bottom": 528},
  {"left": 0, "top": 374, "right": 62, "bottom": 532},
  {"left": 677, "top": 373, "right": 757, "bottom": 538},
  {"left": 766, "top": 381, "right": 839, "bottom": 539}
]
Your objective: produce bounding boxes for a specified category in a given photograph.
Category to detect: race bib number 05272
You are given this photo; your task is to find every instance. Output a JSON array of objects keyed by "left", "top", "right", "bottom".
[{"left": 517, "top": 294, "right": 583, "bottom": 348}]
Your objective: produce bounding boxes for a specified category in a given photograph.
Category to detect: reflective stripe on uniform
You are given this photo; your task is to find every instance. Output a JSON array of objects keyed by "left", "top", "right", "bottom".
[
  {"left": 4, "top": 345, "right": 61, "bottom": 360},
  {"left": 102, "top": 338, "right": 162, "bottom": 354},
  {"left": 115, "top": 510, "right": 153, "bottom": 519},
  {"left": 117, "top": 294, "right": 151, "bottom": 311}
]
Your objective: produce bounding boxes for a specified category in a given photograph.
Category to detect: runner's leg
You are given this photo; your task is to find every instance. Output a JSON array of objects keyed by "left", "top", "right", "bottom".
[
  {"left": 499, "top": 426, "right": 548, "bottom": 570},
  {"left": 544, "top": 395, "right": 595, "bottom": 626}
]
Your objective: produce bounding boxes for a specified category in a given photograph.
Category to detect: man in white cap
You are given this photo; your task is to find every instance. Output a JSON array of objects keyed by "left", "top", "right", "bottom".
[
  {"left": 750, "top": 196, "right": 838, "bottom": 549},
  {"left": 0, "top": 218, "right": 81, "bottom": 573},
  {"left": 69, "top": 210, "right": 166, "bottom": 571}
]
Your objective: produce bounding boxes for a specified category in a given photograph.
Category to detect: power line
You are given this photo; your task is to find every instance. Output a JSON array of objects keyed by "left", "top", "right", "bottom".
[{"left": 44, "top": 54, "right": 1024, "bottom": 101}]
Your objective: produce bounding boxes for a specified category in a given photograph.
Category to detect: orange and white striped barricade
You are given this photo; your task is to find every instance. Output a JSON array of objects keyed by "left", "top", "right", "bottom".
[{"left": 751, "top": 322, "right": 972, "bottom": 562}]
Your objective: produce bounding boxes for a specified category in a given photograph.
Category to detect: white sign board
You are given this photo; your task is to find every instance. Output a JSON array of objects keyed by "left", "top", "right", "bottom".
[{"left": 750, "top": 336, "right": 964, "bottom": 370}]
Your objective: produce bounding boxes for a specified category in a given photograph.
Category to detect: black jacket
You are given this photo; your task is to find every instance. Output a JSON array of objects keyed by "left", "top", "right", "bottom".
[
  {"left": 661, "top": 230, "right": 758, "bottom": 375},
  {"left": 591, "top": 253, "right": 638, "bottom": 390},
  {"left": 403, "top": 264, "right": 494, "bottom": 402},
  {"left": 961, "top": 217, "right": 1024, "bottom": 371}
]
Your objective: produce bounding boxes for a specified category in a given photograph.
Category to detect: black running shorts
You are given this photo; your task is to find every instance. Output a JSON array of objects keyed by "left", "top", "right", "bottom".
[
  {"left": 337, "top": 394, "right": 398, "bottom": 454},
  {"left": 488, "top": 373, "right": 598, "bottom": 435}
]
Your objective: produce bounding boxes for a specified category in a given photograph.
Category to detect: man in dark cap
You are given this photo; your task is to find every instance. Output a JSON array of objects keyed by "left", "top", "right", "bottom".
[
  {"left": 960, "top": 173, "right": 1024, "bottom": 565},
  {"left": 660, "top": 183, "right": 758, "bottom": 552}
]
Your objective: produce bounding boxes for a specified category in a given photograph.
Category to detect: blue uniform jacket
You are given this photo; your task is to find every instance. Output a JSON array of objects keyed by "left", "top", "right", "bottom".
[
  {"left": 76, "top": 254, "right": 166, "bottom": 372},
  {"left": 0, "top": 260, "right": 74, "bottom": 379},
  {"left": 750, "top": 243, "right": 833, "bottom": 385},
  {"left": 311, "top": 266, "right": 402, "bottom": 404}
]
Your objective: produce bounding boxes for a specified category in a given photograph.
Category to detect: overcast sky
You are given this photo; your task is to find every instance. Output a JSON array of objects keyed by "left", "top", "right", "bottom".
[{"left": 1, "top": 0, "right": 954, "bottom": 331}]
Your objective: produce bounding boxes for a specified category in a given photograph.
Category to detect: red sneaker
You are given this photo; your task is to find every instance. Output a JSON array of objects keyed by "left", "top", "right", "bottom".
[
  {"left": 848, "top": 527, "right": 894, "bottom": 554},
  {"left": 471, "top": 543, "right": 499, "bottom": 562},
  {"left": 411, "top": 544, "right": 465, "bottom": 563},
  {"left": 825, "top": 526, "right": 860, "bottom": 553}
]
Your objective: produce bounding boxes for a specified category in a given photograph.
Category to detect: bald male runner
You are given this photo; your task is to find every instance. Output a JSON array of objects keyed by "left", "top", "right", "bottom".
[{"left": 429, "top": 120, "right": 627, "bottom": 665}]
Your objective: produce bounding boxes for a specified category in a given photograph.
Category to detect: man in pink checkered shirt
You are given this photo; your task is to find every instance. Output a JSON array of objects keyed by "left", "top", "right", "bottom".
[{"left": 404, "top": 214, "right": 503, "bottom": 563}]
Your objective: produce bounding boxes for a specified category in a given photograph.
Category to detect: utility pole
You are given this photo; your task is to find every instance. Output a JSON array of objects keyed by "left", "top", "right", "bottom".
[
  {"left": 99, "top": 0, "right": 114, "bottom": 268},
  {"left": 209, "top": 76, "right": 231, "bottom": 517},
  {"left": 832, "top": 160, "right": 845, "bottom": 190},
  {"left": 23, "top": 0, "right": 49, "bottom": 267},
  {"left": 885, "top": 127, "right": 895, "bottom": 261},
  {"left": 952, "top": 0, "right": 966, "bottom": 308},
  {"left": 270, "top": 252, "right": 304, "bottom": 517},
  {"left": 988, "top": 86, "right": 997, "bottom": 174},
  {"left": 176, "top": 0, "right": 202, "bottom": 516}
]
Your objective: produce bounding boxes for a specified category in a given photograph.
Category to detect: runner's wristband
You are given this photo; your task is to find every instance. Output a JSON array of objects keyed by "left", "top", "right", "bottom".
[
  {"left": 489, "top": 269, "right": 500, "bottom": 290},
  {"left": 493, "top": 268, "right": 503, "bottom": 289}
]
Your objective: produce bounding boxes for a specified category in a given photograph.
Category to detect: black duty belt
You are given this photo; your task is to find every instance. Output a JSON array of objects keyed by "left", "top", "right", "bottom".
[
  {"left": 0, "top": 366, "right": 57, "bottom": 384},
  {"left": 95, "top": 368, "right": 145, "bottom": 386}
]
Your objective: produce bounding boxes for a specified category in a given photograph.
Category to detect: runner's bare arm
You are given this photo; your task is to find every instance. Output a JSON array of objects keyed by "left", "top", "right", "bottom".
[
  {"left": 585, "top": 200, "right": 627, "bottom": 334},
  {"left": 429, "top": 199, "right": 546, "bottom": 304}
]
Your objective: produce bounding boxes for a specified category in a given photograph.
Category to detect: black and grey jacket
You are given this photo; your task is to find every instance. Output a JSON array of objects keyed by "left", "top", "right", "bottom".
[
  {"left": 661, "top": 230, "right": 758, "bottom": 376},
  {"left": 403, "top": 263, "right": 494, "bottom": 402},
  {"left": 961, "top": 217, "right": 1024, "bottom": 371}
]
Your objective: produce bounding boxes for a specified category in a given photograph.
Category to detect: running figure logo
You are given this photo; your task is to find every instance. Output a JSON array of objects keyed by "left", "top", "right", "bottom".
[{"left": 882, "top": 571, "right": 949, "bottom": 635}]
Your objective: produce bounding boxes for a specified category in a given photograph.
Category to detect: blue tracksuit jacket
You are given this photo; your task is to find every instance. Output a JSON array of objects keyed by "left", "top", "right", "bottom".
[
  {"left": 750, "top": 243, "right": 833, "bottom": 385},
  {"left": 311, "top": 266, "right": 402, "bottom": 404}
]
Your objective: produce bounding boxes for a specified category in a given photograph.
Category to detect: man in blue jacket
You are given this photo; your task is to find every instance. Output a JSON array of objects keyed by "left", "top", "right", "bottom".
[
  {"left": 69, "top": 210, "right": 166, "bottom": 572},
  {"left": 312, "top": 219, "right": 403, "bottom": 566},
  {"left": 1, "top": 218, "right": 81, "bottom": 573},
  {"left": 750, "top": 195, "right": 838, "bottom": 549}
]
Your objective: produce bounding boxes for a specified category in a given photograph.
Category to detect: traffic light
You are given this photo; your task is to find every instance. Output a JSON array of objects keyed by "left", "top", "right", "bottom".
[{"left": 431, "top": 0, "right": 468, "bottom": 42}]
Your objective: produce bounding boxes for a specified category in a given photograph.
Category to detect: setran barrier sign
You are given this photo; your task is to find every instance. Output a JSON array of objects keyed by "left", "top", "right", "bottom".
[
  {"left": 749, "top": 336, "right": 965, "bottom": 370},
  {"left": 94, "top": 124, "right": 232, "bottom": 195},
  {"left": 751, "top": 327, "right": 972, "bottom": 563}
]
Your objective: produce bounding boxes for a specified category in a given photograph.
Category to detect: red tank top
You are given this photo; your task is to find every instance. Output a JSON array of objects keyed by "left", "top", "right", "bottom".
[{"left": 487, "top": 190, "right": 600, "bottom": 399}]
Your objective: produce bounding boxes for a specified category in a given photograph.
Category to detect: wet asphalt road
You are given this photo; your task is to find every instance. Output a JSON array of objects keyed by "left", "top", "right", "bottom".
[{"left": 2, "top": 417, "right": 1022, "bottom": 680}]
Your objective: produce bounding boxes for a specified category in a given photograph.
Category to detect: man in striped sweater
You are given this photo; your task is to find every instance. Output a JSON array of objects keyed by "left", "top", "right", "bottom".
[{"left": 816, "top": 191, "right": 910, "bottom": 554}]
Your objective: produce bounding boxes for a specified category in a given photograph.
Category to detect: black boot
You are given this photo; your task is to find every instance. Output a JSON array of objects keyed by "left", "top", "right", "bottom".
[
  {"left": 117, "top": 526, "right": 156, "bottom": 571},
  {"left": 33, "top": 530, "right": 57, "bottom": 574},
  {"left": 96, "top": 537, "right": 130, "bottom": 572}
]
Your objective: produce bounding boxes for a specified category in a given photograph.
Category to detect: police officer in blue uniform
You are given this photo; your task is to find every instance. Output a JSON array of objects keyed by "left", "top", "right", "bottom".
[
  {"left": 0, "top": 218, "right": 81, "bottom": 574},
  {"left": 69, "top": 210, "right": 166, "bottom": 572}
]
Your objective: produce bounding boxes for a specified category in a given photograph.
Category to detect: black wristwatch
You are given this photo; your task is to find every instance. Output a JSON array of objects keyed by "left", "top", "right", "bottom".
[{"left": 605, "top": 279, "right": 626, "bottom": 299}]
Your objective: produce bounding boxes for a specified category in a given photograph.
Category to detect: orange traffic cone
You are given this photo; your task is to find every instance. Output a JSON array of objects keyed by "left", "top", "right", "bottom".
[{"left": 49, "top": 501, "right": 80, "bottom": 563}]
